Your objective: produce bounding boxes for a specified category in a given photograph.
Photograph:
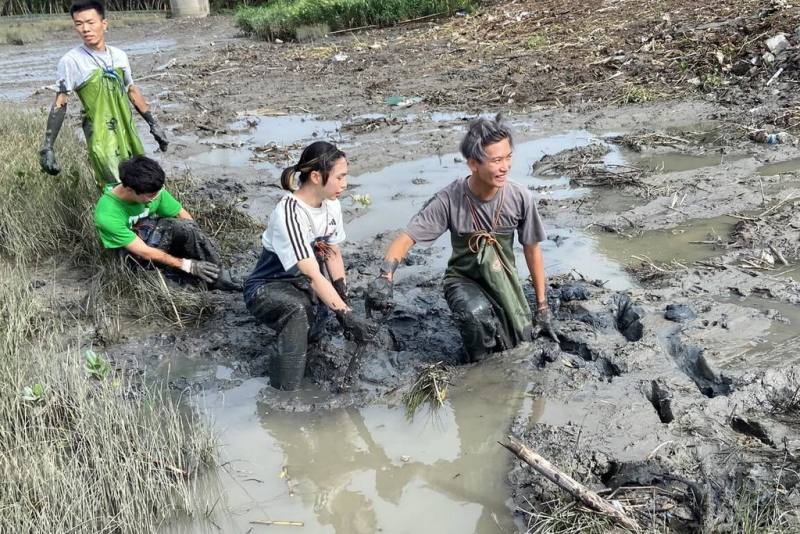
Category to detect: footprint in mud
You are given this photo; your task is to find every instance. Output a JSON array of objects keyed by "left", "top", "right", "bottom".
[{"left": 541, "top": 280, "right": 647, "bottom": 379}]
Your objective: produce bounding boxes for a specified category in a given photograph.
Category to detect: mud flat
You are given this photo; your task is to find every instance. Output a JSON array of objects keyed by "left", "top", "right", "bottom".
[{"left": 6, "top": 7, "right": 800, "bottom": 532}]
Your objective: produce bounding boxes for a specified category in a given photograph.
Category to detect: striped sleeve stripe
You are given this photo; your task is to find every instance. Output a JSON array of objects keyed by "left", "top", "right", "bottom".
[{"left": 284, "top": 198, "right": 310, "bottom": 261}]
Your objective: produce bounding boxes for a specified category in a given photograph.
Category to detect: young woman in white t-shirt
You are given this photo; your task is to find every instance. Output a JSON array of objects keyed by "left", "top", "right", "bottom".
[{"left": 244, "top": 141, "right": 377, "bottom": 390}]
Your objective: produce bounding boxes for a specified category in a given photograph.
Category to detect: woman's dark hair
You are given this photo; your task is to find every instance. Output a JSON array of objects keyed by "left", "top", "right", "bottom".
[
  {"left": 119, "top": 155, "right": 165, "bottom": 194},
  {"left": 280, "top": 141, "right": 345, "bottom": 191},
  {"left": 70, "top": 0, "right": 106, "bottom": 19}
]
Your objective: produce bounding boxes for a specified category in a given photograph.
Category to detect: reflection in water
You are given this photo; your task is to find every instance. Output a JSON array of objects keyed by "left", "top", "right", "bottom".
[{"left": 175, "top": 354, "right": 532, "bottom": 533}]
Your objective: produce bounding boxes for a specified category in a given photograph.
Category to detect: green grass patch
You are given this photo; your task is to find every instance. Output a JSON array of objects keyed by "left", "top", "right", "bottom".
[
  {"left": 0, "top": 264, "right": 217, "bottom": 532},
  {"left": 525, "top": 34, "right": 548, "bottom": 49},
  {"left": 236, "top": 0, "right": 479, "bottom": 41}
]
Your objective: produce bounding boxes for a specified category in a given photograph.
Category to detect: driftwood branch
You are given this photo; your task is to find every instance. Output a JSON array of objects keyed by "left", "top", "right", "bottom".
[{"left": 500, "top": 435, "right": 640, "bottom": 532}]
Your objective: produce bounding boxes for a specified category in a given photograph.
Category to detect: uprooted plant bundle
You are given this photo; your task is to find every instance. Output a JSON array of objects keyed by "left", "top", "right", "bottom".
[{"left": 403, "top": 361, "right": 452, "bottom": 420}]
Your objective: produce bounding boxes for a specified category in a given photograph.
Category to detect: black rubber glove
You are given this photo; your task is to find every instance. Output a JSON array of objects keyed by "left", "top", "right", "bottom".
[
  {"left": 181, "top": 259, "right": 220, "bottom": 284},
  {"left": 535, "top": 306, "right": 560, "bottom": 343},
  {"left": 332, "top": 277, "right": 348, "bottom": 304},
  {"left": 365, "top": 259, "right": 397, "bottom": 318},
  {"left": 141, "top": 110, "right": 168, "bottom": 152},
  {"left": 40, "top": 104, "right": 66, "bottom": 176},
  {"left": 335, "top": 310, "right": 379, "bottom": 343}
]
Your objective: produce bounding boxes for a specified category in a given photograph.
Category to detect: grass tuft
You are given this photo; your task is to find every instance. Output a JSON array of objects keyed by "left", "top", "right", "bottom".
[
  {"left": 0, "top": 264, "right": 217, "bottom": 532},
  {"left": 403, "top": 361, "right": 451, "bottom": 420},
  {"left": 236, "top": 0, "right": 479, "bottom": 41}
]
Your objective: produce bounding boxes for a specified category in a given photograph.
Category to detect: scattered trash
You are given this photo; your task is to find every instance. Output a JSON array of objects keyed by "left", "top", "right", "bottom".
[
  {"left": 748, "top": 131, "right": 795, "bottom": 145},
  {"left": 385, "top": 95, "right": 422, "bottom": 108},
  {"left": 332, "top": 52, "right": 349, "bottom": 62},
  {"left": 765, "top": 34, "right": 789, "bottom": 55}
]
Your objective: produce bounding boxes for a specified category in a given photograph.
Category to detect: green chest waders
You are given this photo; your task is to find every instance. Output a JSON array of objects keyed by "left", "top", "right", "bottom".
[
  {"left": 443, "top": 188, "right": 533, "bottom": 351},
  {"left": 76, "top": 67, "right": 144, "bottom": 189}
]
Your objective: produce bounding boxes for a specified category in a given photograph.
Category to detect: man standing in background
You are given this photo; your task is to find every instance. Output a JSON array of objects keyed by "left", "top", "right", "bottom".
[{"left": 39, "top": 0, "right": 169, "bottom": 188}]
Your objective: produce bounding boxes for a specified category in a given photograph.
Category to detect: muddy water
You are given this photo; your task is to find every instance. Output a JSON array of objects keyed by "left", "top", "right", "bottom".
[
  {"left": 757, "top": 157, "right": 800, "bottom": 176},
  {"left": 593, "top": 215, "right": 736, "bottom": 267},
  {"left": 0, "top": 38, "right": 176, "bottom": 101},
  {"left": 159, "top": 117, "right": 756, "bottom": 532},
  {"left": 710, "top": 296, "right": 800, "bottom": 369},
  {"left": 169, "top": 351, "right": 535, "bottom": 533}
]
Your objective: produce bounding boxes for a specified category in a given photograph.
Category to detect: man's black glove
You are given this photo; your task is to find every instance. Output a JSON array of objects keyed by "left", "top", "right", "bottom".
[
  {"left": 332, "top": 277, "right": 348, "bottom": 304},
  {"left": 40, "top": 103, "right": 66, "bottom": 176},
  {"left": 365, "top": 259, "right": 398, "bottom": 318},
  {"left": 39, "top": 147, "right": 60, "bottom": 176},
  {"left": 365, "top": 276, "right": 393, "bottom": 318},
  {"left": 535, "top": 306, "right": 560, "bottom": 343},
  {"left": 181, "top": 259, "right": 220, "bottom": 284},
  {"left": 335, "top": 310, "right": 379, "bottom": 343},
  {"left": 141, "top": 110, "right": 168, "bottom": 152}
]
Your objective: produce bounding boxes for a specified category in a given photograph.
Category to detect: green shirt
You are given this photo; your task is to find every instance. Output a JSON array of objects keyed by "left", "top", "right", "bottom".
[{"left": 94, "top": 188, "right": 182, "bottom": 249}]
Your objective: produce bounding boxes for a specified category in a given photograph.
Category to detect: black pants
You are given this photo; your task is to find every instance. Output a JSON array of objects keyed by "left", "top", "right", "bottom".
[
  {"left": 124, "top": 217, "right": 222, "bottom": 277},
  {"left": 444, "top": 277, "right": 509, "bottom": 363},
  {"left": 245, "top": 280, "right": 327, "bottom": 390}
]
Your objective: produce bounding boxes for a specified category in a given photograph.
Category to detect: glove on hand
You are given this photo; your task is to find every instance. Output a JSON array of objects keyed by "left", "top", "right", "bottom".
[
  {"left": 142, "top": 111, "right": 168, "bottom": 152},
  {"left": 181, "top": 259, "right": 220, "bottom": 284},
  {"left": 39, "top": 147, "right": 60, "bottom": 176},
  {"left": 332, "top": 277, "right": 348, "bottom": 304},
  {"left": 535, "top": 306, "right": 560, "bottom": 343},
  {"left": 335, "top": 310, "right": 379, "bottom": 343}
]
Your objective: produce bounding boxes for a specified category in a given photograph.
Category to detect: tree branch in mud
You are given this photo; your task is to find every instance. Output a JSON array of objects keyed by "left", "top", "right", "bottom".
[{"left": 500, "top": 436, "right": 641, "bottom": 532}]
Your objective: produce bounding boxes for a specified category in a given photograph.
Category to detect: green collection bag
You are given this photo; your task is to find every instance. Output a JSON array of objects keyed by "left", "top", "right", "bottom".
[{"left": 76, "top": 66, "right": 144, "bottom": 189}]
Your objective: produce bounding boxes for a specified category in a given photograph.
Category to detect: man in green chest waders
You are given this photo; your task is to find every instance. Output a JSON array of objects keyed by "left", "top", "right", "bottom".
[
  {"left": 39, "top": 0, "right": 168, "bottom": 189},
  {"left": 365, "top": 114, "right": 559, "bottom": 363}
]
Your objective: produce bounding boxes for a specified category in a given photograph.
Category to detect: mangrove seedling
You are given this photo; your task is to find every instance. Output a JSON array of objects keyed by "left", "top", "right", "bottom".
[
  {"left": 84, "top": 350, "right": 112, "bottom": 380},
  {"left": 351, "top": 194, "right": 372, "bottom": 207},
  {"left": 21, "top": 383, "right": 45, "bottom": 402}
]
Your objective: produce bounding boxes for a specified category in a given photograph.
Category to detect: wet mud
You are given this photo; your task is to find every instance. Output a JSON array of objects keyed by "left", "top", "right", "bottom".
[{"left": 8, "top": 11, "right": 800, "bottom": 533}]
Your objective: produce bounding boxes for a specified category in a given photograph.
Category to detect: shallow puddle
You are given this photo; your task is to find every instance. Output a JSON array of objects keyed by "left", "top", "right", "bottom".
[
  {"left": 593, "top": 215, "right": 736, "bottom": 267},
  {"left": 711, "top": 296, "right": 800, "bottom": 369},
  {"left": 168, "top": 352, "right": 535, "bottom": 533},
  {"left": 757, "top": 157, "right": 800, "bottom": 176},
  {"left": 625, "top": 151, "right": 733, "bottom": 173}
]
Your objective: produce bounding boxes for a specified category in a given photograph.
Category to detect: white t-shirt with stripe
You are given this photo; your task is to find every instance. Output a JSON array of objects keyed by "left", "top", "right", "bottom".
[{"left": 244, "top": 193, "right": 346, "bottom": 301}]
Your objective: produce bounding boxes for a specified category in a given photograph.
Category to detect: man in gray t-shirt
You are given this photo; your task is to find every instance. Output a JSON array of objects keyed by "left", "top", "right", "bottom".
[
  {"left": 39, "top": 0, "right": 168, "bottom": 187},
  {"left": 365, "top": 115, "right": 559, "bottom": 363}
]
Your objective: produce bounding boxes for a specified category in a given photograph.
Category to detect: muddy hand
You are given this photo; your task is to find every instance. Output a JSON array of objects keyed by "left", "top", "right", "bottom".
[
  {"left": 181, "top": 259, "right": 220, "bottom": 284},
  {"left": 365, "top": 275, "right": 393, "bottom": 319},
  {"left": 39, "top": 147, "right": 60, "bottom": 176},
  {"left": 142, "top": 111, "right": 169, "bottom": 152},
  {"left": 535, "top": 307, "right": 560, "bottom": 343},
  {"left": 336, "top": 310, "right": 379, "bottom": 343}
]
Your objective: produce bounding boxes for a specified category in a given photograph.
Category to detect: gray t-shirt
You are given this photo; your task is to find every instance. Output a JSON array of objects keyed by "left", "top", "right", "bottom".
[
  {"left": 405, "top": 177, "right": 547, "bottom": 245},
  {"left": 57, "top": 45, "right": 133, "bottom": 93}
]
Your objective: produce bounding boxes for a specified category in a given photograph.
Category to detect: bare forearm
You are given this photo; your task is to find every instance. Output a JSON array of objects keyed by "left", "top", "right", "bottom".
[
  {"left": 126, "top": 242, "right": 183, "bottom": 269},
  {"left": 127, "top": 85, "right": 149, "bottom": 114},
  {"left": 524, "top": 243, "right": 548, "bottom": 310},
  {"left": 325, "top": 247, "right": 346, "bottom": 282},
  {"left": 297, "top": 258, "right": 347, "bottom": 311},
  {"left": 382, "top": 232, "right": 415, "bottom": 281},
  {"left": 177, "top": 208, "right": 193, "bottom": 220}
]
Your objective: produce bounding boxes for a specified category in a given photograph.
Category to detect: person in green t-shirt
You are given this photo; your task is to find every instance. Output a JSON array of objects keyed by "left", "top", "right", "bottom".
[{"left": 94, "top": 155, "right": 238, "bottom": 290}]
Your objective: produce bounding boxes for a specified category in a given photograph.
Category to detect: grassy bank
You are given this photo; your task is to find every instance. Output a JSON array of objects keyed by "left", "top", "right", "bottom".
[
  {"left": 236, "top": 0, "right": 478, "bottom": 41},
  {"left": 0, "top": 106, "right": 218, "bottom": 530},
  {"left": 0, "top": 11, "right": 167, "bottom": 45}
]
